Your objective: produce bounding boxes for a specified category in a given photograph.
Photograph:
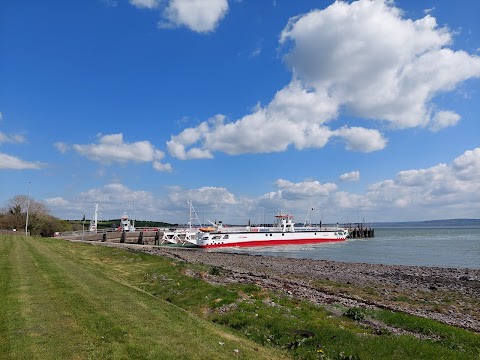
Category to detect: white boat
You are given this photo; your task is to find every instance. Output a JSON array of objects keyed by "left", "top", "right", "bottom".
[
  {"left": 195, "top": 212, "right": 348, "bottom": 248},
  {"left": 118, "top": 212, "right": 135, "bottom": 232},
  {"left": 89, "top": 203, "right": 98, "bottom": 233}
]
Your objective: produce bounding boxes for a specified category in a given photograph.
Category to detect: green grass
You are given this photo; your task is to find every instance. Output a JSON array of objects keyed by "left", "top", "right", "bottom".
[
  {"left": 0, "top": 235, "right": 284, "bottom": 359},
  {"left": 1, "top": 235, "right": 479, "bottom": 360}
]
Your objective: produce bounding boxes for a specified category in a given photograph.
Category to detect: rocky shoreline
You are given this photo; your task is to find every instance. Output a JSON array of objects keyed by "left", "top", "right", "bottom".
[{"left": 140, "top": 247, "right": 480, "bottom": 333}]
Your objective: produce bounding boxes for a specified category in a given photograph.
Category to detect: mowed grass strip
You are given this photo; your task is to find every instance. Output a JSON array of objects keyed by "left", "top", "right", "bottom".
[{"left": 0, "top": 235, "right": 285, "bottom": 360}]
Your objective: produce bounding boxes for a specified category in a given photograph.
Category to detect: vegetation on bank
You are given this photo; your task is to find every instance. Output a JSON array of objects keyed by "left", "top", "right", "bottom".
[
  {"left": 0, "top": 195, "right": 73, "bottom": 237},
  {"left": 0, "top": 195, "right": 175, "bottom": 237},
  {"left": 1, "top": 235, "right": 479, "bottom": 359}
]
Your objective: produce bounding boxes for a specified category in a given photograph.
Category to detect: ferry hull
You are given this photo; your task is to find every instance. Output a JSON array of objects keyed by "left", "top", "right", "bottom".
[
  {"left": 196, "top": 229, "right": 348, "bottom": 248},
  {"left": 198, "top": 237, "right": 346, "bottom": 248}
]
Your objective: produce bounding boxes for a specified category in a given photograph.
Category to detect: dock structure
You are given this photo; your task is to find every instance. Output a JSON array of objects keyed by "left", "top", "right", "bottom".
[
  {"left": 346, "top": 224, "right": 375, "bottom": 239},
  {"left": 57, "top": 227, "right": 198, "bottom": 246}
]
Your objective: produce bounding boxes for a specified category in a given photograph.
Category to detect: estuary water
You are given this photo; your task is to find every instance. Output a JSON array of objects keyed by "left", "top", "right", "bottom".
[{"left": 217, "top": 227, "right": 480, "bottom": 269}]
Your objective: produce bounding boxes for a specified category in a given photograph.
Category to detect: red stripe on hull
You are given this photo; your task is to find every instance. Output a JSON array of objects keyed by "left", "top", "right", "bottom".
[{"left": 198, "top": 237, "right": 346, "bottom": 249}]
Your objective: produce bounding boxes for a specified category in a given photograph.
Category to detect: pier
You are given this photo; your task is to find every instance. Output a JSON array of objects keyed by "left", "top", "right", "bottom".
[
  {"left": 346, "top": 224, "right": 375, "bottom": 239},
  {"left": 57, "top": 227, "right": 197, "bottom": 246}
]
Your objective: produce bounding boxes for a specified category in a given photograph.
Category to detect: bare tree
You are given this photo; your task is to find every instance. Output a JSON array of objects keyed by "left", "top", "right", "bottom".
[{"left": 1, "top": 195, "right": 50, "bottom": 234}]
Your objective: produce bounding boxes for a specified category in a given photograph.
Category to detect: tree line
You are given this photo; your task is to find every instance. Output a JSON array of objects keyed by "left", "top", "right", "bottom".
[{"left": 0, "top": 195, "right": 78, "bottom": 237}]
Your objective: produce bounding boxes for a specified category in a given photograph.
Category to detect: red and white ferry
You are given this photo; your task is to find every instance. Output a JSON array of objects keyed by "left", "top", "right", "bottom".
[{"left": 195, "top": 212, "right": 348, "bottom": 248}]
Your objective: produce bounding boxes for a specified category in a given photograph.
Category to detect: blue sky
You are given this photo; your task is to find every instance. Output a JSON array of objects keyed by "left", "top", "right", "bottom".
[{"left": 1, "top": 0, "right": 480, "bottom": 225}]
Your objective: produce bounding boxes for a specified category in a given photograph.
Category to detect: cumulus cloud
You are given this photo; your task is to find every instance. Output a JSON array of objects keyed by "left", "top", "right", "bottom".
[
  {"left": 332, "top": 147, "right": 480, "bottom": 220},
  {"left": 334, "top": 127, "right": 387, "bottom": 152},
  {"left": 169, "top": 0, "right": 479, "bottom": 159},
  {"left": 159, "top": 185, "right": 239, "bottom": 224},
  {"left": 68, "top": 133, "right": 166, "bottom": 164},
  {"left": 339, "top": 171, "right": 360, "bottom": 182},
  {"left": 161, "top": 0, "right": 229, "bottom": 33},
  {"left": 276, "top": 179, "right": 337, "bottom": 200},
  {"left": 153, "top": 161, "right": 173, "bottom": 172},
  {"left": 129, "top": 0, "right": 160, "bottom": 9},
  {"left": 175, "top": 186, "right": 237, "bottom": 206},
  {"left": 45, "top": 148, "right": 480, "bottom": 222},
  {"left": 44, "top": 197, "right": 70, "bottom": 207},
  {"left": 0, "top": 153, "right": 44, "bottom": 170},
  {"left": 81, "top": 183, "right": 155, "bottom": 206},
  {"left": 128, "top": 0, "right": 229, "bottom": 33},
  {"left": 167, "top": 82, "right": 338, "bottom": 158},
  {"left": 280, "top": 0, "right": 480, "bottom": 129},
  {"left": 0, "top": 113, "right": 43, "bottom": 170},
  {"left": 45, "top": 183, "right": 159, "bottom": 220},
  {"left": 429, "top": 111, "right": 461, "bottom": 132},
  {"left": 452, "top": 148, "right": 480, "bottom": 180}
]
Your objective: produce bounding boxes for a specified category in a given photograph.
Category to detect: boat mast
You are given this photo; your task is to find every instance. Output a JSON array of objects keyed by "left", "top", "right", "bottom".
[
  {"left": 187, "top": 198, "right": 201, "bottom": 231},
  {"left": 304, "top": 206, "right": 314, "bottom": 227}
]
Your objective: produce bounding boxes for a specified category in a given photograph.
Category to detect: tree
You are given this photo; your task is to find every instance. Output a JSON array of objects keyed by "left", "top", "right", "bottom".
[{"left": 0, "top": 195, "right": 60, "bottom": 236}]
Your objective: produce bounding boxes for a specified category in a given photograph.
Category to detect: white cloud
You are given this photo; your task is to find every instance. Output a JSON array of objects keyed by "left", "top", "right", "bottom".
[
  {"left": 429, "top": 111, "right": 461, "bottom": 131},
  {"left": 161, "top": 0, "right": 229, "bottom": 33},
  {"left": 169, "top": 0, "right": 479, "bottom": 158},
  {"left": 44, "top": 197, "right": 70, "bottom": 207},
  {"left": 168, "top": 82, "right": 338, "bottom": 158},
  {"left": 332, "top": 148, "right": 480, "bottom": 220},
  {"left": 81, "top": 183, "right": 155, "bottom": 206},
  {"left": 0, "top": 132, "right": 25, "bottom": 145},
  {"left": 70, "top": 133, "right": 165, "bottom": 164},
  {"left": 275, "top": 179, "right": 337, "bottom": 200},
  {"left": 129, "top": 0, "right": 160, "bottom": 9},
  {"left": 424, "top": 7, "right": 435, "bottom": 15},
  {"left": 45, "top": 183, "right": 160, "bottom": 220},
  {"left": 167, "top": 120, "right": 214, "bottom": 159},
  {"left": 53, "top": 142, "right": 70, "bottom": 154},
  {"left": 334, "top": 126, "right": 387, "bottom": 153},
  {"left": 280, "top": 0, "right": 480, "bottom": 130},
  {"left": 0, "top": 153, "right": 44, "bottom": 170},
  {"left": 152, "top": 161, "right": 173, "bottom": 172},
  {"left": 452, "top": 148, "right": 480, "bottom": 180},
  {"left": 339, "top": 171, "right": 360, "bottom": 182},
  {"left": 45, "top": 148, "right": 480, "bottom": 223},
  {"left": 0, "top": 113, "right": 25, "bottom": 144}
]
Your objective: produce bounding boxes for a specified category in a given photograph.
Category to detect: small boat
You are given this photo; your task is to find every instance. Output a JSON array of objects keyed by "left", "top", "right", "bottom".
[
  {"left": 196, "top": 211, "right": 348, "bottom": 248},
  {"left": 118, "top": 212, "right": 135, "bottom": 232}
]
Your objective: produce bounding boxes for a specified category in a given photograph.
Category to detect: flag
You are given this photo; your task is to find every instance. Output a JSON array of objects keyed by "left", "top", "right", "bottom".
[{"left": 82, "top": 214, "right": 85, "bottom": 222}]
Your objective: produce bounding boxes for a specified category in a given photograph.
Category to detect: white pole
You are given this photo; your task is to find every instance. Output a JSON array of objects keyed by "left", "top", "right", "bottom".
[{"left": 25, "top": 181, "right": 31, "bottom": 236}]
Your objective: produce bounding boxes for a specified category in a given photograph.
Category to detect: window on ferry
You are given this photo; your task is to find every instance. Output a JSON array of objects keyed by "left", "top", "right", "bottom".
[{"left": 224, "top": 235, "right": 229, "bottom": 239}]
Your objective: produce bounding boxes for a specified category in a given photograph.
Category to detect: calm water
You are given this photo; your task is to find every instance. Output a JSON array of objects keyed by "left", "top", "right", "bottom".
[{"left": 215, "top": 227, "right": 480, "bottom": 269}]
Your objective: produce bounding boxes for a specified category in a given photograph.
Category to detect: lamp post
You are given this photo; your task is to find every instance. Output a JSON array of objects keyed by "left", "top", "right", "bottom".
[{"left": 25, "top": 181, "right": 31, "bottom": 236}]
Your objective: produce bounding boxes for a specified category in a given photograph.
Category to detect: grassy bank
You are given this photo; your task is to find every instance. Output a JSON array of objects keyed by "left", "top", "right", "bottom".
[
  {"left": 0, "top": 235, "right": 283, "bottom": 359},
  {"left": 1, "top": 235, "right": 479, "bottom": 359}
]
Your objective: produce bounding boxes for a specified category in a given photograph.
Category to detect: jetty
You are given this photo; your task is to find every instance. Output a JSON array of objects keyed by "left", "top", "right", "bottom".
[{"left": 346, "top": 223, "right": 375, "bottom": 239}]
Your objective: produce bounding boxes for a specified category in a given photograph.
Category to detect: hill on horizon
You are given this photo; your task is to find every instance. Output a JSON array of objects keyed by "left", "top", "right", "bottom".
[{"left": 373, "top": 218, "right": 480, "bottom": 227}]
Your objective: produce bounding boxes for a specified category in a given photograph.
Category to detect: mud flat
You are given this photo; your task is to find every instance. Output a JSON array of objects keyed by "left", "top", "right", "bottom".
[{"left": 140, "top": 247, "right": 480, "bottom": 333}]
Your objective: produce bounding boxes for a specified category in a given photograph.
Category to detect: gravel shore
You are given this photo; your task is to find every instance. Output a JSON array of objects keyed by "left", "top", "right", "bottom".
[{"left": 140, "top": 247, "right": 480, "bottom": 333}]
